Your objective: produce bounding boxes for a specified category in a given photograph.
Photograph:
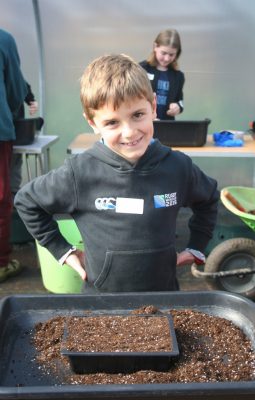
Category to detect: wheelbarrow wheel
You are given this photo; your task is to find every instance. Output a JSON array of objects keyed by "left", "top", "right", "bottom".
[{"left": 205, "top": 238, "right": 255, "bottom": 299}]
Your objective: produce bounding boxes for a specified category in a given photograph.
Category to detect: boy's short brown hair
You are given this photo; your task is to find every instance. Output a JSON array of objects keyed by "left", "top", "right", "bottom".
[{"left": 80, "top": 54, "right": 154, "bottom": 121}]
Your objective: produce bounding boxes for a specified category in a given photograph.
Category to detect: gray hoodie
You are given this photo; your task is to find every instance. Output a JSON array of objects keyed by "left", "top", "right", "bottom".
[{"left": 14, "top": 139, "right": 219, "bottom": 293}]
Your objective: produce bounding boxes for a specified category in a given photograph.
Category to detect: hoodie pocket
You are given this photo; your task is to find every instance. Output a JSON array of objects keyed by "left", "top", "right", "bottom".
[{"left": 94, "top": 245, "right": 177, "bottom": 292}]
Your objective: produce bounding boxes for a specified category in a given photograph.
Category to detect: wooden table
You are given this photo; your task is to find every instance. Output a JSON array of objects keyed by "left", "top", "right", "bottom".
[
  {"left": 67, "top": 134, "right": 100, "bottom": 154},
  {"left": 67, "top": 133, "right": 255, "bottom": 158}
]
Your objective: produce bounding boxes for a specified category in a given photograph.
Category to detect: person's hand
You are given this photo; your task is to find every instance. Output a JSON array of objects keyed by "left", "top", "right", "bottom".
[
  {"left": 65, "top": 249, "right": 87, "bottom": 280},
  {"left": 166, "top": 102, "right": 180, "bottom": 117},
  {"left": 29, "top": 101, "right": 38, "bottom": 115},
  {"left": 176, "top": 250, "right": 196, "bottom": 266}
]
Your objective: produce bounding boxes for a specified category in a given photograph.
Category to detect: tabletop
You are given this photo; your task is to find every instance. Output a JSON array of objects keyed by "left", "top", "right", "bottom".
[
  {"left": 67, "top": 133, "right": 255, "bottom": 158},
  {"left": 13, "top": 135, "right": 59, "bottom": 154}
]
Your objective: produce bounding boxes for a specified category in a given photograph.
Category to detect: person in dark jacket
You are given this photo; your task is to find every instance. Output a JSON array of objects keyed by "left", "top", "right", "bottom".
[
  {"left": 140, "top": 29, "right": 184, "bottom": 120},
  {"left": 15, "top": 54, "right": 219, "bottom": 293},
  {"left": 0, "top": 28, "right": 28, "bottom": 282},
  {"left": 10, "top": 83, "right": 38, "bottom": 196}
]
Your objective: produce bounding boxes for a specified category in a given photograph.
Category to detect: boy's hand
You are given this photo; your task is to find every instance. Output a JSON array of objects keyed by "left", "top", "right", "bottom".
[
  {"left": 176, "top": 250, "right": 196, "bottom": 266},
  {"left": 65, "top": 250, "right": 87, "bottom": 280},
  {"left": 166, "top": 103, "right": 180, "bottom": 117}
]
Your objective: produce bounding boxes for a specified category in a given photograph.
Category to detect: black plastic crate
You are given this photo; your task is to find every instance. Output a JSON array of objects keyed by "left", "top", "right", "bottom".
[
  {"left": 153, "top": 118, "right": 211, "bottom": 147},
  {"left": 0, "top": 291, "right": 255, "bottom": 399},
  {"left": 61, "top": 313, "right": 179, "bottom": 373}
]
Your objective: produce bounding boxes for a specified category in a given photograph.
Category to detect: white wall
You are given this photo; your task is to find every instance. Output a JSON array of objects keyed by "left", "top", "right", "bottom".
[{"left": 1, "top": 0, "right": 255, "bottom": 175}]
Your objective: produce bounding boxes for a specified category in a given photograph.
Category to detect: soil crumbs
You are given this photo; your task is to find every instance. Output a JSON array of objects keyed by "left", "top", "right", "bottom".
[{"left": 32, "top": 305, "right": 255, "bottom": 385}]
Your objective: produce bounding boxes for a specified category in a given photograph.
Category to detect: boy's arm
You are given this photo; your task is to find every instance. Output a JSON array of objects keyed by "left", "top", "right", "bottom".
[
  {"left": 176, "top": 163, "right": 219, "bottom": 267},
  {"left": 14, "top": 159, "right": 78, "bottom": 261},
  {"left": 185, "top": 163, "right": 220, "bottom": 253}
]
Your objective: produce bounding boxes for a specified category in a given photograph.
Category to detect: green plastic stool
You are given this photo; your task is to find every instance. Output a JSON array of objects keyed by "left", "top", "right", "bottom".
[{"left": 36, "top": 219, "right": 84, "bottom": 294}]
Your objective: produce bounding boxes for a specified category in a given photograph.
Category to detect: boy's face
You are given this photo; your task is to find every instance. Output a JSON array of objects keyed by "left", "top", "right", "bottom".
[{"left": 87, "top": 96, "right": 157, "bottom": 164}]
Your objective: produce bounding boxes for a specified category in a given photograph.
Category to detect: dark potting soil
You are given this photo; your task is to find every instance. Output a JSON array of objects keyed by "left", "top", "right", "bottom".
[
  {"left": 64, "top": 314, "right": 173, "bottom": 352},
  {"left": 32, "top": 305, "right": 255, "bottom": 385}
]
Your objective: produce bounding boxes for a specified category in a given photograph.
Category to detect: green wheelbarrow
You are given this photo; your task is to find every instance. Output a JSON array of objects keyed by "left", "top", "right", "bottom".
[{"left": 191, "top": 186, "right": 255, "bottom": 299}]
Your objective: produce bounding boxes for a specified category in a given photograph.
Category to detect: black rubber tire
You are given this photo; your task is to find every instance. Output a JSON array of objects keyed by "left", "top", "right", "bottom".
[{"left": 204, "top": 238, "right": 255, "bottom": 299}]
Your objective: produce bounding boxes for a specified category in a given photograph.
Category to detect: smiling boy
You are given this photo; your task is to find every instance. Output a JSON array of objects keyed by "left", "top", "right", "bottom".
[{"left": 15, "top": 54, "right": 219, "bottom": 293}]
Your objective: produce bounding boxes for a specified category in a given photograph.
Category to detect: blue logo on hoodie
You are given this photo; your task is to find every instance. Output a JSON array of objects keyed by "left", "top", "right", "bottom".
[{"left": 154, "top": 193, "right": 177, "bottom": 208}]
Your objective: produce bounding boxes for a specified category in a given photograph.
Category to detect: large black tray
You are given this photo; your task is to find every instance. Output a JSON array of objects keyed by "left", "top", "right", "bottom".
[{"left": 0, "top": 291, "right": 255, "bottom": 400}]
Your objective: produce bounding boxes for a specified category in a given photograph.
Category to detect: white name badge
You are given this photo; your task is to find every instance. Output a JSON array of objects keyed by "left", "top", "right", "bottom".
[
  {"left": 116, "top": 197, "right": 144, "bottom": 214},
  {"left": 147, "top": 73, "right": 154, "bottom": 80}
]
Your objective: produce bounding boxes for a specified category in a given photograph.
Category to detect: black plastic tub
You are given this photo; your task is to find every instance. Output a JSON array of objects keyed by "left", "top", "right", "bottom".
[
  {"left": 14, "top": 117, "right": 44, "bottom": 145},
  {"left": 153, "top": 118, "right": 211, "bottom": 147},
  {"left": 0, "top": 291, "right": 255, "bottom": 399},
  {"left": 61, "top": 314, "right": 179, "bottom": 374}
]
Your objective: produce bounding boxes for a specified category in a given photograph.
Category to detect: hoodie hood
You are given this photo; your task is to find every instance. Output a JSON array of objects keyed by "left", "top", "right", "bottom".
[{"left": 85, "top": 139, "right": 171, "bottom": 172}]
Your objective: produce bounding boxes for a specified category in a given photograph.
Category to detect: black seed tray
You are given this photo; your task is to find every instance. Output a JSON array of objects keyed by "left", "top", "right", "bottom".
[{"left": 61, "top": 314, "right": 179, "bottom": 374}]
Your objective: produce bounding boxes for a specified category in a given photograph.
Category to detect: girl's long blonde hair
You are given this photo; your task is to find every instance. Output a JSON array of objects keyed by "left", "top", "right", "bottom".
[{"left": 147, "top": 29, "right": 182, "bottom": 70}]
